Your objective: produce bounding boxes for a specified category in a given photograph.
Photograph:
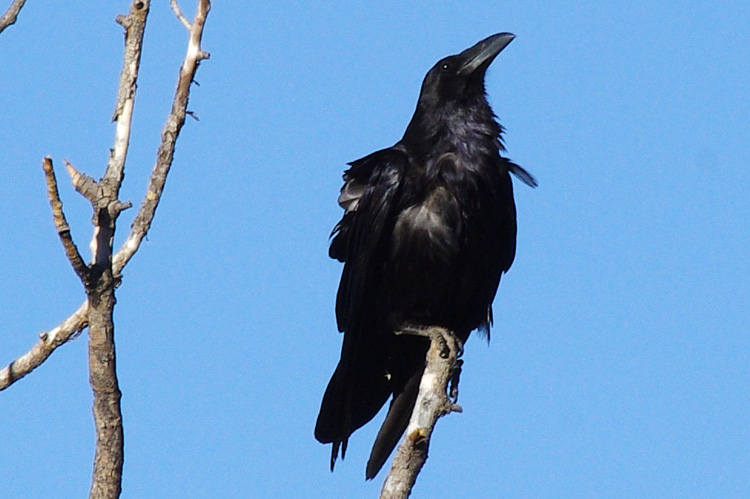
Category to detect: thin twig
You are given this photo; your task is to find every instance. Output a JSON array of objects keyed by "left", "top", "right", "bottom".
[
  {"left": 380, "top": 327, "right": 463, "bottom": 499},
  {"left": 0, "top": 0, "right": 26, "bottom": 34},
  {"left": 170, "top": 0, "right": 191, "bottom": 29},
  {"left": 42, "top": 157, "right": 91, "bottom": 284}
]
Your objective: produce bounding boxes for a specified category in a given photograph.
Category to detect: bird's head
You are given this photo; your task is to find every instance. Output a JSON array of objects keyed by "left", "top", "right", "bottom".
[
  {"left": 417, "top": 32, "right": 515, "bottom": 110},
  {"left": 402, "top": 33, "right": 515, "bottom": 151}
]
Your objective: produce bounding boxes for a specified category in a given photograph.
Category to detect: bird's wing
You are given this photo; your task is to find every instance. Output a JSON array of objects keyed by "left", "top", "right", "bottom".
[
  {"left": 315, "top": 148, "right": 410, "bottom": 468},
  {"left": 330, "top": 147, "right": 409, "bottom": 333},
  {"left": 450, "top": 156, "right": 521, "bottom": 338}
]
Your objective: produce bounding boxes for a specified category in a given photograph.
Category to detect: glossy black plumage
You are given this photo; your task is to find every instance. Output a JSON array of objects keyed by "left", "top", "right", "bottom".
[{"left": 315, "top": 32, "right": 536, "bottom": 479}]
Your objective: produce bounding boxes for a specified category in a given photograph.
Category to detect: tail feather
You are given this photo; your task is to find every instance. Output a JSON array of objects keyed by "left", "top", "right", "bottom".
[
  {"left": 365, "top": 367, "right": 423, "bottom": 479},
  {"left": 314, "top": 340, "right": 391, "bottom": 468},
  {"left": 316, "top": 331, "right": 430, "bottom": 477}
]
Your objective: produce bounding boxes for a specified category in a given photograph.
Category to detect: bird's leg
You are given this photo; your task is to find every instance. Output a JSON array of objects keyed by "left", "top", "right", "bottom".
[
  {"left": 397, "top": 325, "right": 451, "bottom": 355},
  {"left": 397, "top": 326, "right": 464, "bottom": 413}
]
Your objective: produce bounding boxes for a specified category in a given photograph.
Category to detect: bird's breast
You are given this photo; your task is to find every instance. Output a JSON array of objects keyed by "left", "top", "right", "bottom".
[{"left": 391, "top": 186, "right": 460, "bottom": 261}]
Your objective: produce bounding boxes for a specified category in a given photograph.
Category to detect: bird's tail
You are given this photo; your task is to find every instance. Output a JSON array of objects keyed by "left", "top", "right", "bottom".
[
  {"left": 365, "top": 364, "right": 423, "bottom": 479},
  {"left": 314, "top": 333, "right": 392, "bottom": 470},
  {"left": 315, "top": 331, "right": 429, "bottom": 478}
]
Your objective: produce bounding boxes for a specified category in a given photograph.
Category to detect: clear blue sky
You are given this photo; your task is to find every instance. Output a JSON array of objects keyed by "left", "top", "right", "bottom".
[{"left": 2, "top": 1, "right": 749, "bottom": 497}]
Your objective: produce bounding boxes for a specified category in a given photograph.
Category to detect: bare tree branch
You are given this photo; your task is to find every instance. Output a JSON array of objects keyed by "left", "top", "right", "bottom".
[
  {"left": 170, "top": 0, "right": 191, "bottom": 30},
  {"left": 65, "top": 159, "right": 100, "bottom": 204},
  {"left": 42, "top": 157, "right": 91, "bottom": 284},
  {"left": 0, "top": 0, "right": 26, "bottom": 34},
  {"left": 86, "top": 3, "right": 152, "bottom": 495},
  {"left": 0, "top": 0, "right": 212, "bottom": 402},
  {"left": 3, "top": 0, "right": 211, "bottom": 495},
  {"left": 107, "top": 0, "right": 149, "bottom": 186},
  {"left": 115, "top": 0, "right": 211, "bottom": 273},
  {"left": 88, "top": 6, "right": 212, "bottom": 494},
  {"left": 0, "top": 302, "right": 88, "bottom": 390},
  {"left": 380, "top": 327, "right": 464, "bottom": 499},
  {"left": 87, "top": 267, "right": 123, "bottom": 499}
]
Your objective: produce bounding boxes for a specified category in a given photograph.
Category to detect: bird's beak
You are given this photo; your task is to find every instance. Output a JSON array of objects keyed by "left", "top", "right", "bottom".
[{"left": 458, "top": 32, "right": 515, "bottom": 75}]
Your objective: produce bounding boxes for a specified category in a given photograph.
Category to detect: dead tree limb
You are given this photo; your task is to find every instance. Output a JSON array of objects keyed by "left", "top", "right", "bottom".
[
  {"left": 85, "top": 1, "right": 151, "bottom": 495},
  {"left": 1, "top": 0, "right": 211, "bottom": 496},
  {"left": 42, "top": 157, "right": 92, "bottom": 284},
  {"left": 380, "top": 327, "right": 464, "bottom": 499},
  {"left": 1, "top": 0, "right": 212, "bottom": 396},
  {"left": 169, "top": 0, "right": 191, "bottom": 30},
  {"left": 0, "top": 302, "right": 88, "bottom": 389},
  {"left": 0, "top": 0, "right": 26, "bottom": 34},
  {"left": 114, "top": 0, "right": 211, "bottom": 274},
  {"left": 91, "top": 1, "right": 211, "bottom": 496}
]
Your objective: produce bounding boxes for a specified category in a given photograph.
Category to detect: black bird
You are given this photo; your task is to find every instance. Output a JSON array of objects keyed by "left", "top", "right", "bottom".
[{"left": 315, "top": 32, "right": 536, "bottom": 479}]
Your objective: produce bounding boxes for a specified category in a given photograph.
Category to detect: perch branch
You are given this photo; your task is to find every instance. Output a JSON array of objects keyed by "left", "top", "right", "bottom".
[
  {"left": 380, "top": 327, "right": 463, "bottom": 499},
  {"left": 0, "top": 0, "right": 26, "bottom": 34}
]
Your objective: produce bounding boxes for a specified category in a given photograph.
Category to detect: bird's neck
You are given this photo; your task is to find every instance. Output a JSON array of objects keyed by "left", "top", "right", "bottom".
[{"left": 401, "top": 98, "right": 501, "bottom": 163}]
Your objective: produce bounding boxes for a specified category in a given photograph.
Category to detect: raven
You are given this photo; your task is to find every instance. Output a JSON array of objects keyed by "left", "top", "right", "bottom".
[{"left": 315, "top": 32, "right": 536, "bottom": 480}]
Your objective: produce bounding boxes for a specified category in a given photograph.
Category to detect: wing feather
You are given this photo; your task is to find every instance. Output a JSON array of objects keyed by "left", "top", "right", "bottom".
[
  {"left": 331, "top": 148, "right": 409, "bottom": 333},
  {"left": 315, "top": 147, "right": 410, "bottom": 467}
]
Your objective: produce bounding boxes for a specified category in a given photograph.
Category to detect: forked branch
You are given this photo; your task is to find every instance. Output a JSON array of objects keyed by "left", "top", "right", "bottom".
[
  {"left": 2, "top": 3, "right": 212, "bottom": 493},
  {"left": 1, "top": 0, "right": 211, "bottom": 404}
]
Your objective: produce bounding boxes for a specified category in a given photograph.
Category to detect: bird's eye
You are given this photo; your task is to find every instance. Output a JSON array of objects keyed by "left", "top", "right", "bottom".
[{"left": 440, "top": 62, "right": 452, "bottom": 72}]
